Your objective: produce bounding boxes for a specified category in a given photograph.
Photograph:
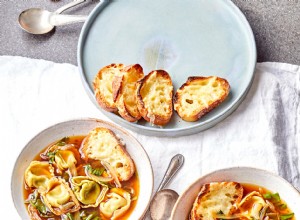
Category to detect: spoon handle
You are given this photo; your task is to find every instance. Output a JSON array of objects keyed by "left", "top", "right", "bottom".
[
  {"left": 55, "top": 0, "right": 86, "bottom": 14},
  {"left": 49, "top": 14, "right": 88, "bottom": 26},
  {"left": 156, "top": 154, "right": 184, "bottom": 192}
]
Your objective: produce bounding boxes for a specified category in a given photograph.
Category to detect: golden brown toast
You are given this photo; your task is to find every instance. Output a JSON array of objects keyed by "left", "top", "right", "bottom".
[
  {"left": 174, "top": 76, "right": 230, "bottom": 122},
  {"left": 80, "top": 127, "right": 135, "bottom": 181},
  {"left": 112, "top": 64, "right": 144, "bottom": 122},
  {"left": 136, "top": 70, "right": 173, "bottom": 126},
  {"left": 93, "top": 63, "right": 124, "bottom": 112},
  {"left": 190, "top": 182, "right": 243, "bottom": 220}
]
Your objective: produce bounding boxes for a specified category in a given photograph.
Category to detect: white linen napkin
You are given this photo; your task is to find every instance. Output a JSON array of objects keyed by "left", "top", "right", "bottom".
[{"left": 0, "top": 56, "right": 299, "bottom": 219}]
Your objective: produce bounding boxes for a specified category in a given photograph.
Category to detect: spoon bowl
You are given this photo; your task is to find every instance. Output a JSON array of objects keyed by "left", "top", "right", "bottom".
[
  {"left": 19, "top": 8, "right": 54, "bottom": 34},
  {"left": 150, "top": 189, "right": 179, "bottom": 220}
]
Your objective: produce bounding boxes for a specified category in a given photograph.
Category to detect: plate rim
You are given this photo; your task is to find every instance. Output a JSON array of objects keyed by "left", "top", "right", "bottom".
[{"left": 77, "top": 0, "right": 257, "bottom": 137}]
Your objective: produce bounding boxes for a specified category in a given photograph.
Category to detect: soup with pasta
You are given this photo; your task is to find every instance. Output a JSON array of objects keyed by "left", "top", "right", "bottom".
[
  {"left": 189, "top": 182, "right": 295, "bottom": 220},
  {"left": 23, "top": 127, "right": 139, "bottom": 220}
]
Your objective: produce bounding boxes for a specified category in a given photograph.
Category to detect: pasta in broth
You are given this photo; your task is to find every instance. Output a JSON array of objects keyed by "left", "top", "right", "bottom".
[
  {"left": 189, "top": 182, "right": 295, "bottom": 220},
  {"left": 23, "top": 131, "right": 139, "bottom": 220}
]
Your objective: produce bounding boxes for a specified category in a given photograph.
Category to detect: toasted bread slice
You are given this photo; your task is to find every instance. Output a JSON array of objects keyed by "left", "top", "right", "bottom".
[
  {"left": 174, "top": 76, "right": 230, "bottom": 122},
  {"left": 136, "top": 70, "right": 173, "bottom": 126},
  {"left": 80, "top": 127, "right": 135, "bottom": 181},
  {"left": 190, "top": 182, "right": 243, "bottom": 220},
  {"left": 93, "top": 63, "right": 124, "bottom": 112},
  {"left": 113, "top": 64, "right": 144, "bottom": 122}
]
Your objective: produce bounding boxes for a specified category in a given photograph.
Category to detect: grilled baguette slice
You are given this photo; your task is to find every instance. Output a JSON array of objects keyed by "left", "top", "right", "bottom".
[
  {"left": 80, "top": 127, "right": 135, "bottom": 181},
  {"left": 174, "top": 76, "right": 230, "bottom": 122},
  {"left": 136, "top": 70, "right": 173, "bottom": 126},
  {"left": 190, "top": 182, "right": 243, "bottom": 220},
  {"left": 93, "top": 63, "right": 124, "bottom": 112},
  {"left": 113, "top": 64, "right": 144, "bottom": 122}
]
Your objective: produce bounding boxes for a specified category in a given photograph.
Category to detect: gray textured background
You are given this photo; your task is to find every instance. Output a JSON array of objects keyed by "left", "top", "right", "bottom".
[{"left": 0, "top": 0, "right": 299, "bottom": 65}]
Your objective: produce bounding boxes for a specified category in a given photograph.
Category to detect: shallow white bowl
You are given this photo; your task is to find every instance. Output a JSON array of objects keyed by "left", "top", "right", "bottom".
[
  {"left": 11, "top": 118, "right": 153, "bottom": 220},
  {"left": 171, "top": 167, "right": 300, "bottom": 220}
]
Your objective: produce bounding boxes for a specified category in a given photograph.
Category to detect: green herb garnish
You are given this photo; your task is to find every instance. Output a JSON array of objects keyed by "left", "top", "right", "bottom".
[
  {"left": 46, "top": 151, "right": 57, "bottom": 164},
  {"left": 66, "top": 213, "right": 74, "bottom": 220},
  {"left": 280, "top": 213, "right": 294, "bottom": 220},
  {"left": 263, "top": 193, "right": 272, "bottom": 199},
  {"left": 279, "top": 203, "right": 288, "bottom": 209},
  {"left": 30, "top": 199, "right": 47, "bottom": 215},
  {"left": 85, "top": 164, "right": 105, "bottom": 176},
  {"left": 56, "top": 137, "right": 69, "bottom": 146},
  {"left": 263, "top": 192, "right": 281, "bottom": 203}
]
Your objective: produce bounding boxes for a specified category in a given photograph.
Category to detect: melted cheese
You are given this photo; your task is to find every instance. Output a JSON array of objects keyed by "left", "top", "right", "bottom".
[{"left": 141, "top": 72, "right": 172, "bottom": 115}]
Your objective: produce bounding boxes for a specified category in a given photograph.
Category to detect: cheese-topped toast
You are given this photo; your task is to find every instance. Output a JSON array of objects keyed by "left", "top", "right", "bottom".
[
  {"left": 190, "top": 182, "right": 243, "bottom": 220},
  {"left": 93, "top": 63, "right": 124, "bottom": 112},
  {"left": 174, "top": 76, "right": 230, "bottom": 122},
  {"left": 80, "top": 127, "right": 135, "bottom": 181},
  {"left": 136, "top": 70, "right": 173, "bottom": 126},
  {"left": 113, "top": 64, "right": 144, "bottom": 122}
]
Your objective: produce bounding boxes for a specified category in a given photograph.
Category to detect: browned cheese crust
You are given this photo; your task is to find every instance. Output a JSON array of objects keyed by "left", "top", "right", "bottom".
[
  {"left": 93, "top": 63, "right": 124, "bottom": 112},
  {"left": 190, "top": 182, "right": 243, "bottom": 220},
  {"left": 113, "top": 64, "right": 144, "bottom": 122},
  {"left": 136, "top": 70, "right": 173, "bottom": 126},
  {"left": 80, "top": 127, "right": 135, "bottom": 181},
  {"left": 174, "top": 76, "right": 230, "bottom": 122}
]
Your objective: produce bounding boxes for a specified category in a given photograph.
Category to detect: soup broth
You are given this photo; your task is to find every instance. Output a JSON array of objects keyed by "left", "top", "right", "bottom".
[
  {"left": 23, "top": 135, "right": 139, "bottom": 220},
  {"left": 189, "top": 182, "right": 295, "bottom": 220}
]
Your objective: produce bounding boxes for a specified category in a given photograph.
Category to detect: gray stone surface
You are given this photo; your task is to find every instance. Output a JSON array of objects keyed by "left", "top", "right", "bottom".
[{"left": 0, "top": 0, "right": 300, "bottom": 65}]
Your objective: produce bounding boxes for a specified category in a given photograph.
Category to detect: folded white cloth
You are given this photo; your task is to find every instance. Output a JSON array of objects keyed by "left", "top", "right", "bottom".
[{"left": 0, "top": 56, "right": 299, "bottom": 219}]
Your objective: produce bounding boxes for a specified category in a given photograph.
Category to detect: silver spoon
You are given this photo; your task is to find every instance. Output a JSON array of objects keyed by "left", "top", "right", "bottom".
[
  {"left": 150, "top": 189, "right": 179, "bottom": 220},
  {"left": 18, "top": 0, "right": 87, "bottom": 34},
  {"left": 145, "top": 154, "right": 184, "bottom": 220}
]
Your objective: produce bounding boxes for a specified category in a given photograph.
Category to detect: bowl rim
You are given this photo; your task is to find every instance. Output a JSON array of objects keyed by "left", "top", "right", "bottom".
[
  {"left": 11, "top": 117, "right": 154, "bottom": 220},
  {"left": 171, "top": 166, "right": 300, "bottom": 219}
]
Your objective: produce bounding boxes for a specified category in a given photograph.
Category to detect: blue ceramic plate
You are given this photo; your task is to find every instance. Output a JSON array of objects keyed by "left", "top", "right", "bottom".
[{"left": 78, "top": 0, "right": 256, "bottom": 137}]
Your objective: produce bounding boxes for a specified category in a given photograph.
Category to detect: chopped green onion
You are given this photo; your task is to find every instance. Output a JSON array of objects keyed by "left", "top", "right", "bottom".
[
  {"left": 30, "top": 199, "right": 47, "bottom": 215},
  {"left": 279, "top": 203, "right": 288, "bottom": 209},
  {"left": 263, "top": 192, "right": 281, "bottom": 203},
  {"left": 280, "top": 213, "right": 294, "bottom": 220},
  {"left": 272, "top": 192, "right": 281, "bottom": 203},
  {"left": 263, "top": 193, "right": 272, "bottom": 199},
  {"left": 47, "top": 151, "right": 57, "bottom": 164},
  {"left": 66, "top": 213, "right": 74, "bottom": 220},
  {"left": 85, "top": 164, "right": 105, "bottom": 176},
  {"left": 56, "top": 137, "right": 69, "bottom": 146}
]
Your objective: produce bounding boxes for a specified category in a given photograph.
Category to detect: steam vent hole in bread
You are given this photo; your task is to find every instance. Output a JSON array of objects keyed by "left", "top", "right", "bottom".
[{"left": 174, "top": 76, "right": 230, "bottom": 122}]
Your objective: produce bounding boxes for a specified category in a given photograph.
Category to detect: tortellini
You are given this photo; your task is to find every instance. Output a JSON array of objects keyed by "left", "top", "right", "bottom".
[
  {"left": 100, "top": 188, "right": 131, "bottom": 220},
  {"left": 70, "top": 176, "right": 108, "bottom": 208},
  {"left": 24, "top": 161, "right": 54, "bottom": 192},
  {"left": 41, "top": 178, "right": 80, "bottom": 215},
  {"left": 238, "top": 191, "right": 267, "bottom": 219},
  {"left": 46, "top": 144, "right": 78, "bottom": 176},
  {"left": 54, "top": 149, "right": 77, "bottom": 176}
]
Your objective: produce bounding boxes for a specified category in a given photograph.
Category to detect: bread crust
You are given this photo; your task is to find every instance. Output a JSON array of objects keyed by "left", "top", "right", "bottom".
[
  {"left": 174, "top": 76, "right": 230, "bottom": 122},
  {"left": 80, "top": 127, "right": 135, "bottom": 181},
  {"left": 93, "top": 63, "right": 124, "bottom": 112},
  {"left": 190, "top": 182, "right": 243, "bottom": 220},
  {"left": 113, "top": 64, "right": 144, "bottom": 122},
  {"left": 136, "top": 70, "right": 173, "bottom": 126}
]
